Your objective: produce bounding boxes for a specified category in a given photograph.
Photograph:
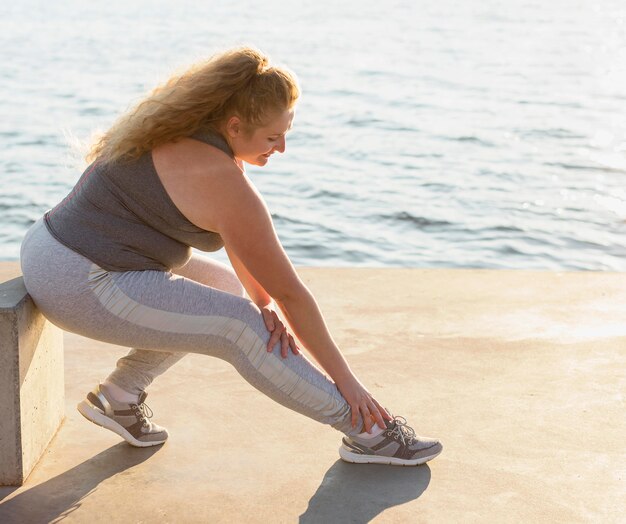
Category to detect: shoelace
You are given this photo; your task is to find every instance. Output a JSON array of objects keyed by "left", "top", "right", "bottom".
[
  {"left": 387, "top": 416, "right": 417, "bottom": 445},
  {"left": 132, "top": 402, "right": 154, "bottom": 427}
]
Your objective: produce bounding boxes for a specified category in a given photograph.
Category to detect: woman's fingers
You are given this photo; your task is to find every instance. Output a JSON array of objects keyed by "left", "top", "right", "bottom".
[
  {"left": 337, "top": 376, "right": 393, "bottom": 433},
  {"left": 360, "top": 399, "right": 389, "bottom": 433},
  {"left": 261, "top": 308, "right": 274, "bottom": 331},
  {"left": 360, "top": 403, "right": 373, "bottom": 433},
  {"left": 372, "top": 398, "right": 393, "bottom": 422},
  {"left": 370, "top": 403, "right": 387, "bottom": 430},
  {"left": 267, "top": 329, "right": 281, "bottom": 352},
  {"left": 266, "top": 318, "right": 284, "bottom": 351},
  {"left": 354, "top": 399, "right": 371, "bottom": 433},
  {"left": 262, "top": 308, "right": 299, "bottom": 359},
  {"left": 280, "top": 330, "right": 290, "bottom": 358},
  {"left": 288, "top": 334, "right": 300, "bottom": 355},
  {"left": 362, "top": 399, "right": 385, "bottom": 430}
]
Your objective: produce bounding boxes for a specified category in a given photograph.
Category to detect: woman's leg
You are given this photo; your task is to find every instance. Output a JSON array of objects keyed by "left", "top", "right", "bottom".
[
  {"left": 85, "top": 266, "right": 357, "bottom": 434},
  {"left": 21, "top": 221, "right": 364, "bottom": 436},
  {"left": 103, "top": 254, "right": 246, "bottom": 396}
]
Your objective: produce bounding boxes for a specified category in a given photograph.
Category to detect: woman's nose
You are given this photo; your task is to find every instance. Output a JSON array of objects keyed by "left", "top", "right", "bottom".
[{"left": 275, "top": 135, "right": 286, "bottom": 153}]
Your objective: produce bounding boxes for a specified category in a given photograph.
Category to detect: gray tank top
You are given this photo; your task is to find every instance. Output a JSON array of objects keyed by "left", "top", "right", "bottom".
[{"left": 44, "top": 130, "right": 234, "bottom": 272}]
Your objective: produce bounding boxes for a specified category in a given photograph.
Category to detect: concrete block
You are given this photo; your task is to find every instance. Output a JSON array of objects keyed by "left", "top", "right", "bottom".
[{"left": 0, "top": 277, "right": 64, "bottom": 486}]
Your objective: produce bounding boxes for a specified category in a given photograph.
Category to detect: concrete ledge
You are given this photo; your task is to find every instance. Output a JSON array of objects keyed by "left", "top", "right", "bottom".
[{"left": 0, "top": 277, "right": 64, "bottom": 486}]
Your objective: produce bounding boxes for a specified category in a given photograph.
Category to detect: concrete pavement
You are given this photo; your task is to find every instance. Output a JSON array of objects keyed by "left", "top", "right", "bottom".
[{"left": 0, "top": 263, "right": 624, "bottom": 522}]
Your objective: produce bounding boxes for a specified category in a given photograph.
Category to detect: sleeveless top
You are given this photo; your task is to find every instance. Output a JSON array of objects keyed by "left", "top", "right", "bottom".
[{"left": 44, "top": 130, "right": 234, "bottom": 272}]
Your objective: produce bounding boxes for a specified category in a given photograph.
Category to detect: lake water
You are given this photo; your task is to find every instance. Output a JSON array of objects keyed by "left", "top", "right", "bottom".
[{"left": 1, "top": 0, "right": 625, "bottom": 270}]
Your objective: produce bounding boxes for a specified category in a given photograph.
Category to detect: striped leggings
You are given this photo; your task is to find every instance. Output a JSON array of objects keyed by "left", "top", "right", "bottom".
[{"left": 20, "top": 217, "right": 364, "bottom": 436}]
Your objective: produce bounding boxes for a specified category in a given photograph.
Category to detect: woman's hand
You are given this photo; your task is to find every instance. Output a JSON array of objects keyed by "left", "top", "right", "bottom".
[
  {"left": 335, "top": 374, "right": 393, "bottom": 433},
  {"left": 260, "top": 303, "right": 301, "bottom": 358}
]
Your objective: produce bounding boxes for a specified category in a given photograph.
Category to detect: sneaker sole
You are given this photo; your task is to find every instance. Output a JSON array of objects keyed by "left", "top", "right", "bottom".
[
  {"left": 338, "top": 442, "right": 442, "bottom": 466},
  {"left": 77, "top": 400, "right": 166, "bottom": 448}
]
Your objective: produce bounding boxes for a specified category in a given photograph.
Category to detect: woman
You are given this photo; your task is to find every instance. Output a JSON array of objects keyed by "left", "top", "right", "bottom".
[{"left": 20, "top": 46, "right": 442, "bottom": 466}]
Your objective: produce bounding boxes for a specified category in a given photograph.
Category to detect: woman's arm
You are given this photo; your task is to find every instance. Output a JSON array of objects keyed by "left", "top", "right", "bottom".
[
  {"left": 227, "top": 243, "right": 300, "bottom": 357},
  {"left": 192, "top": 167, "right": 391, "bottom": 431},
  {"left": 213, "top": 177, "right": 353, "bottom": 381},
  {"left": 225, "top": 244, "right": 271, "bottom": 307}
]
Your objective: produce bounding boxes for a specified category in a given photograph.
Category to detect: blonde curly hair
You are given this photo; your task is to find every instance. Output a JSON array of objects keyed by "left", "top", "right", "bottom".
[{"left": 86, "top": 46, "right": 300, "bottom": 164}]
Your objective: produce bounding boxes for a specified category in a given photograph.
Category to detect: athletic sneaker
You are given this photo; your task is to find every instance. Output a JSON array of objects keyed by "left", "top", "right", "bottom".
[
  {"left": 77, "top": 383, "right": 168, "bottom": 447},
  {"left": 339, "top": 415, "right": 442, "bottom": 466}
]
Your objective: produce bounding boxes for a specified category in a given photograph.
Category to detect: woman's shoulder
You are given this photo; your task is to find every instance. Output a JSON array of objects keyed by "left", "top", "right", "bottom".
[
  {"left": 151, "top": 138, "right": 249, "bottom": 232},
  {"left": 153, "top": 137, "right": 241, "bottom": 180}
]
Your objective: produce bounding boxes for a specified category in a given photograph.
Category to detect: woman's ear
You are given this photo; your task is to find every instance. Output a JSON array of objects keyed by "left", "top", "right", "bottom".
[{"left": 225, "top": 115, "right": 242, "bottom": 138}]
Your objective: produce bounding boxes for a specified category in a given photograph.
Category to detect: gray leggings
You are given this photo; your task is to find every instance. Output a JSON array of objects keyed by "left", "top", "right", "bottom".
[{"left": 20, "top": 218, "right": 364, "bottom": 436}]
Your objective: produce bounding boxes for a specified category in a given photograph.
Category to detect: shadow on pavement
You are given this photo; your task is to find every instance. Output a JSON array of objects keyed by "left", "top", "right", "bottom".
[
  {"left": 0, "top": 442, "right": 161, "bottom": 523},
  {"left": 0, "top": 487, "right": 18, "bottom": 504},
  {"left": 300, "top": 460, "right": 431, "bottom": 523}
]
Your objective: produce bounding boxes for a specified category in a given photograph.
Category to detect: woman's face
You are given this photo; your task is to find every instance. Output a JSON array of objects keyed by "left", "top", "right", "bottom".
[{"left": 226, "top": 109, "right": 294, "bottom": 167}]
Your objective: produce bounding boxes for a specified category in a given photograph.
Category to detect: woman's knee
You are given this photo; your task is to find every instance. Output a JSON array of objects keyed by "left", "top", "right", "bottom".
[{"left": 221, "top": 269, "right": 245, "bottom": 297}]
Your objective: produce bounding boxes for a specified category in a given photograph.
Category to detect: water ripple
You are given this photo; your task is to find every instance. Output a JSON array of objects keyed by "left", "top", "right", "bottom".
[{"left": 378, "top": 212, "right": 453, "bottom": 229}]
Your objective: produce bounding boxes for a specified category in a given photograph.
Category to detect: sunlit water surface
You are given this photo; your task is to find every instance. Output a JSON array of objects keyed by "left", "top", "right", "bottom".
[{"left": 1, "top": 0, "right": 625, "bottom": 270}]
